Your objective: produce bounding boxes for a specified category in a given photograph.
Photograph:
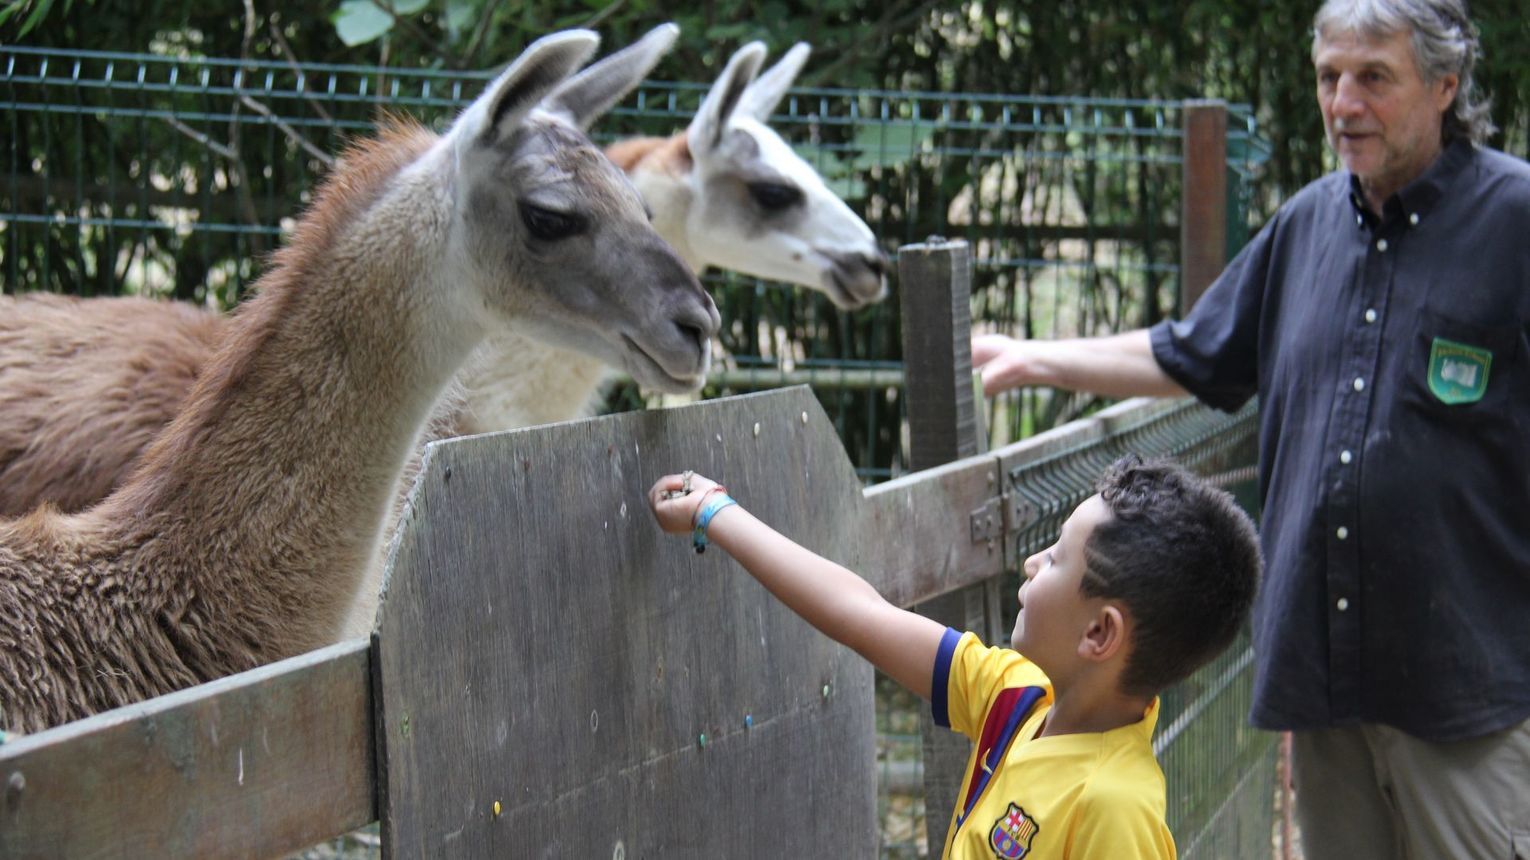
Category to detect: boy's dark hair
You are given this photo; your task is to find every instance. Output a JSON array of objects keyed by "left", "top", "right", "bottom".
[{"left": 1080, "top": 455, "right": 1262, "bottom": 698}]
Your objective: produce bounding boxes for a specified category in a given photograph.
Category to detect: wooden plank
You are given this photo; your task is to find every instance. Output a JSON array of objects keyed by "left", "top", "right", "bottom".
[
  {"left": 0, "top": 639, "right": 374, "bottom": 860},
  {"left": 375, "top": 388, "right": 878, "bottom": 858},
  {"left": 1180, "top": 100, "right": 1228, "bottom": 314},
  {"left": 860, "top": 455, "right": 1004, "bottom": 606}
]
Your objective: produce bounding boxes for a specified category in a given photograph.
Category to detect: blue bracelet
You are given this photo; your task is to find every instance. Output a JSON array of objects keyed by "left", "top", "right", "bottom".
[{"left": 692, "top": 494, "right": 737, "bottom": 553}]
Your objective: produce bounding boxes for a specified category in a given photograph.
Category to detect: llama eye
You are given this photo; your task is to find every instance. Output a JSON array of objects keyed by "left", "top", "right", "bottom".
[
  {"left": 747, "top": 182, "right": 803, "bottom": 212},
  {"left": 519, "top": 203, "right": 584, "bottom": 241}
]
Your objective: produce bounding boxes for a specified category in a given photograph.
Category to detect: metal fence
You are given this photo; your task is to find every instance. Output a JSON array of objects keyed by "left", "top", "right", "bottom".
[
  {"left": 1, "top": 45, "right": 1279, "bottom": 858},
  {"left": 0, "top": 44, "right": 1268, "bottom": 482}
]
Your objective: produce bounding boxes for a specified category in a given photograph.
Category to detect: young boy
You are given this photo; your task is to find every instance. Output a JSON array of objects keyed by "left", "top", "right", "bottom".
[{"left": 647, "top": 455, "right": 1261, "bottom": 859}]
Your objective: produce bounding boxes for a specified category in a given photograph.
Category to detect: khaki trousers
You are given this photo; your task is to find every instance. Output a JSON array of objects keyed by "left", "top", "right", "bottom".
[{"left": 1290, "top": 719, "right": 1530, "bottom": 860}]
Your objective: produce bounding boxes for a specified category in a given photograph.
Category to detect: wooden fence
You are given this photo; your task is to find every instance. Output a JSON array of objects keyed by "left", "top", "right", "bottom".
[{"left": 0, "top": 242, "right": 1261, "bottom": 859}]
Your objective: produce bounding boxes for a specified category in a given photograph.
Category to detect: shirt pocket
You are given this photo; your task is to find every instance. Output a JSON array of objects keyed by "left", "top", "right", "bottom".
[{"left": 1400, "top": 307, "right": 1523, "bottom": 423}]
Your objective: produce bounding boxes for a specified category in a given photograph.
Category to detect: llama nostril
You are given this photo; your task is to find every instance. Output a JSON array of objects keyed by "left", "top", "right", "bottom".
[
  {"left": 865, "top": 251, "right": 890, "bottom": 276},
  {"left": 676, "top": 320, "right": 707, "bottom": 354}
]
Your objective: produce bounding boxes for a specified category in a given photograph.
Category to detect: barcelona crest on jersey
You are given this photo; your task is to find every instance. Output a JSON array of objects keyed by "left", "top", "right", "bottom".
[{"left": 989, "top": 802, "right": 1039, "bottom": 858}]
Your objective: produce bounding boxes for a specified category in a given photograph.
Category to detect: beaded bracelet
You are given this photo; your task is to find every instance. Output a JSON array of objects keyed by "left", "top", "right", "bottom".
[{"left": 692, "top": 492, "right": 738, "bottom": 554}]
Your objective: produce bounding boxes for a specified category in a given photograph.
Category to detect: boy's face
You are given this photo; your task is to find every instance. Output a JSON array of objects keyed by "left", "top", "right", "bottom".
[{"left": 1011, "top": 494, "right": 1112, "bottom": 673}]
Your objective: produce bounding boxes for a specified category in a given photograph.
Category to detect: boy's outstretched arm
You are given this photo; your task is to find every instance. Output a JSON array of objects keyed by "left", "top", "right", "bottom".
[{"left": 648, "top": 473, "right": 947, "bottom": 700}]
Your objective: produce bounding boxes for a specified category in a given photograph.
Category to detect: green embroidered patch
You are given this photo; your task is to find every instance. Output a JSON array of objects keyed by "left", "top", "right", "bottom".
[{"left": 1427, "top": 337, "right": 1492, "bottom": 404}]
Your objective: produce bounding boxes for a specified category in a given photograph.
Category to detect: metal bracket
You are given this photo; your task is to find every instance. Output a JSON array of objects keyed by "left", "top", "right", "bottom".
[
  {"left": 1003, "top": 492, "right": 1040, "bottom": 533},
  {"left": 969, "top": 498, "right": 1002, "bottom": 544}
]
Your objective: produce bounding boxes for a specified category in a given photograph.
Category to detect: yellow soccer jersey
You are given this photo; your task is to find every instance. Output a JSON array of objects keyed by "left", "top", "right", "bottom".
[{"left": 931, "top": 629, "right": 1175, "bottom": 860}]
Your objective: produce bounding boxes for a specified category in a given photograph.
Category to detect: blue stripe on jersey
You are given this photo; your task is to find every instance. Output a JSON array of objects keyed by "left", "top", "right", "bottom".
[{"left": 931, "top": 627, "right": 964, "bottom": 729}]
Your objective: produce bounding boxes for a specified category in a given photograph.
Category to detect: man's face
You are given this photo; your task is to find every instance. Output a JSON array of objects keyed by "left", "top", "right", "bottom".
[
  {"left": 1314, "top": 27, "right": 1457, "bottom": 204},
  {"left": 1011, "top": 494, "right": 1112, "bottom": 676}
]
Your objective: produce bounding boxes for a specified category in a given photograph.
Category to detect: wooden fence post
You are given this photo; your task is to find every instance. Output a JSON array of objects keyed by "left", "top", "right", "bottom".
[
  {"left": 898, "top": 239, "right": 1001, "bottom": 852},
  {"left": 1180, "top": 99, "right": 1227, "bottom": 314}
]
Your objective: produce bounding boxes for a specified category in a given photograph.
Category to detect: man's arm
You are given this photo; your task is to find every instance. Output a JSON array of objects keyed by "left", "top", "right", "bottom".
[
  {"left": 972, "top": 329, "right": 1188, "bottom": 399},
  {"left": 648, "top": 475, "right": 947, "bottom": 699}
]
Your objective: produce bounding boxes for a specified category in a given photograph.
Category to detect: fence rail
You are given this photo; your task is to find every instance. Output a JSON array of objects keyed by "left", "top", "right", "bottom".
[{"left": 0, "top": 389, "right": 1265, "bottom": 859}]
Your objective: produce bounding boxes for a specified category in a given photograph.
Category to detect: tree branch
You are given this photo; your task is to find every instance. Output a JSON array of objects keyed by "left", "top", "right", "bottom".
[
  {"left": 238, "top": 94, "right": 337, "bottom": 168},
  {"left": 268, "top": 21, "right": 334, "bottom": 123}
]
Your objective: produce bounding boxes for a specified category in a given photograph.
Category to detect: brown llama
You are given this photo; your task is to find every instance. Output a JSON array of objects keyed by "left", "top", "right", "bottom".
[
  {"left": 0, "top": 36, "right": 884, "bottom": 640},
  {"left": 0, "top": 28, "right": 718, "bottom": 734}
]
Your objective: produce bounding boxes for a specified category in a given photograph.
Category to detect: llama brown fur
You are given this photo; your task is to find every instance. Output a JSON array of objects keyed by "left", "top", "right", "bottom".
[
  {"left": 0, "top": 295, "right": 225, "bottom": 516},
  {"left": 0, "top": 124, "right": 435, "bottom": 732}
]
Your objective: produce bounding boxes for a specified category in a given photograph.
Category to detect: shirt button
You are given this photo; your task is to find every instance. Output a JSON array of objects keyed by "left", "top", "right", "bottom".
[
  {"left": 1337, "top": 598, "right": 1350, "bottom": 611},
  {"left": 1337, "top": 526, "right": 1350, "bottom": 540},
  {"left": 1376, "top": 238, "right": 1389, "bottom": 252},
  {"left": 1340, "top": 450, "right": 1353, "bottom": 464},
  {"left": 1409, "top": 212, "right": 1420, "bottom": 226},
  {"left": 1353, "top": 377, "right": 1366, "bottom": 392},
  {"left": 1364, "top": 309, "right": 1378, "bottom": 324}
]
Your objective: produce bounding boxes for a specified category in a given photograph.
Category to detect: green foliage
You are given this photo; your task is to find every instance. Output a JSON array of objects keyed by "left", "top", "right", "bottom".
[
  {"left": 7, "top": 0, "right": 1527, "bottom": 177},
  {"left": 332, "top": 1, "right": 394, "bottom": 47},
  {"left": 0, "top": 0, "right": 73, "bottom": 36}
]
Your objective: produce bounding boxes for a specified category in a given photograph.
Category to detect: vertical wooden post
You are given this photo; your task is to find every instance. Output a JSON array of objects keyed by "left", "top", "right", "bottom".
[
  {"left": 901, "top": 239, "right": 982, "bottom": 468},
  {"left": 1180, "top": 99, "right": 1227, "bottom": 314},
  {"left": 898, "top": 239, "right": 996, "bottom": 852}
]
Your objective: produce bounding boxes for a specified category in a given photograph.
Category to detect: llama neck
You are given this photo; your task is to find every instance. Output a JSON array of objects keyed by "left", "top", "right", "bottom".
[
  {"left": 452, "top": 331, "right": 614, "bottom": 436},
  {"left": 609, "top": 135, "right": 708, "bottom": 274},
  {"left": 107, "top": 143, "right": 476, "bottom": 649}
]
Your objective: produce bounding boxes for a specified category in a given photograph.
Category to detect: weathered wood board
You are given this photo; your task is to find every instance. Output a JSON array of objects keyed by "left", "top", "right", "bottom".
[
  {"left": 375, "top": 388, "right": 885, "bottom": 858},
  {"left": 0, "top": 640, "right": 374, "bottom": 860}
]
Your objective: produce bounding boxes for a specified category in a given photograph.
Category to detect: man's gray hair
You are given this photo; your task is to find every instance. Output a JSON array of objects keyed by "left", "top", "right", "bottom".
[{"left": 1312, "top": 0, "right": 1496, "bottom": 145}]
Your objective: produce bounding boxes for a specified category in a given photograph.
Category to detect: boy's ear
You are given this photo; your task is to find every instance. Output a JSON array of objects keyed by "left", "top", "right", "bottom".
[{"left": 1078, "top": 604, "right": 1129, "bottom": 663}]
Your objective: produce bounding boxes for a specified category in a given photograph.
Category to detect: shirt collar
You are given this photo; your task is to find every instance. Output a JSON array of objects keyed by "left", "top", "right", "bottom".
[{"left": 1347, "top": 139, "right": 1475, "bottom": 229}]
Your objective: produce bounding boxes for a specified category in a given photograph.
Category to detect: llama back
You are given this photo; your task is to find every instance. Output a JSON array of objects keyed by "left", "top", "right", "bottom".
[{"left": 0, "top": 294, "right": 227, "bottom": 517}]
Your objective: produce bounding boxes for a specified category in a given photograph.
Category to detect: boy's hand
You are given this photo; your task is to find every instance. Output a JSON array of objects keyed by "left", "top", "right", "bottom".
[{"left": 648, "top": 471, "right": 725, "bottom": 535}]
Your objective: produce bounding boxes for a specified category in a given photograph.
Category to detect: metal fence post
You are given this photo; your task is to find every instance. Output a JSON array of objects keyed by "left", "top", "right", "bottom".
[
  {"left": 898, "top": 238, "right": 1000, "bottom": 852},
  {"left": 1180, "top": 99, "right": 1228, "bottom": 314}
]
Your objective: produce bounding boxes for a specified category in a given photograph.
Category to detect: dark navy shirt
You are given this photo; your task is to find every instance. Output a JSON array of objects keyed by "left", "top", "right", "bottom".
[{"left": 1151, "top": 141, "right": 1530, "bottom": 741}]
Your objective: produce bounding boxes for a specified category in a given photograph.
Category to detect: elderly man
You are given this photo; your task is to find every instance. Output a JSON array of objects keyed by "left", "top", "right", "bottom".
[{"left": 971, "top": 1, "right": 1530, "bottom": 857}]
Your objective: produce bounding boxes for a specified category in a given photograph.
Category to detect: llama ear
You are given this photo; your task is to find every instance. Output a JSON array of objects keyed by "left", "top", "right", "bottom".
[
  {"left": 544, "top": 23, "right": 679, "bottom": 131},
  {"left": 456, "top": 29, "right": 601, "bottom": 147},
  {"left": 736, "top": 42, "right": 809, "bottom": 121},
  {"left": 686, "top": 41, "right": 766, "bottom": 157}
]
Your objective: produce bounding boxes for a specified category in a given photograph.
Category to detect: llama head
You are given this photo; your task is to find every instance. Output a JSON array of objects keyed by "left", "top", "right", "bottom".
[
  {"left": 447, "top": 27, "right": 718, "bottom": 394},
  {"left": 682, "top": 42, "right": 888, "bottom": 310}
]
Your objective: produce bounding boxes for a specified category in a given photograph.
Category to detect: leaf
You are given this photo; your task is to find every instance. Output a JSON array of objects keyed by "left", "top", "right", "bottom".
[
  {"left": 390, "top": 0, "right": 428, "bottom": 13},
  {"left": 704, "top": 22, "right": 755, "bottom": 42},
  {"left": 846, "top": 121, "right": 936, "bottom": 171},
  {"left": 443, "top": 0, "right": 475, "bottom": 36},
  {"left": 790, "top": 146, "right": 867, "bottom": 200},
  {"left": 332, "top": 0, "right": 393, "bottom": 47},
  {"left": 1, "top": 0, "right": 61, "bottom": 37}
]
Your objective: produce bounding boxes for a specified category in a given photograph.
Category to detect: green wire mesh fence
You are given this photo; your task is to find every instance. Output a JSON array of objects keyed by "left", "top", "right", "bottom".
[{"left": 0, "top": 45, "right": 1268, "bottom": 482}]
